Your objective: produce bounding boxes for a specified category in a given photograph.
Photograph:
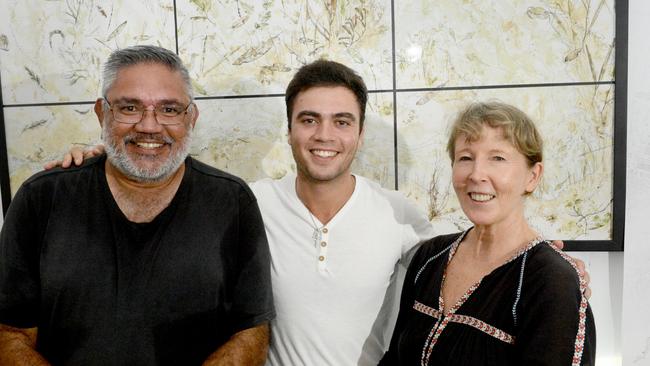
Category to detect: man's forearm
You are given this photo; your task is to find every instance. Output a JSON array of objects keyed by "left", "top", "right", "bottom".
[
  {"left": 202, "top": 323, "right": 270, "bottom": 366},
  {"left": 0, "top": 325, "right": 51, "bottom": 366}
]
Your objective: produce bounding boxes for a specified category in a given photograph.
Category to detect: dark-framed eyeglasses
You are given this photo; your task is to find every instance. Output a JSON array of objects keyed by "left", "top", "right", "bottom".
[{"left": 104, "top": 99, "right": 193, "bottom": 125}]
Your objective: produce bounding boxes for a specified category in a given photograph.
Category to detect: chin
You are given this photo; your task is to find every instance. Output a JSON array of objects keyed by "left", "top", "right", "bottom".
[
  {"left": 300, "top": 165, "right": 342, "bottom": 182},
  {"left": 131, "top": 167, "right": 177, "bottom": 183},
  {"left": 460, "top": 210, "right": 498, "bottom": 227},
  {"left": 109, "top": 151, "right": 184, "bottom": 182},
  {"left": 468, "top": 219, "right": 497, "bottom": 227}
]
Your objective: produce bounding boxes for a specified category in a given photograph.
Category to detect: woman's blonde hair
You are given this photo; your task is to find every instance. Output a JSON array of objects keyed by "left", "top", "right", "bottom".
[{"left": 447, "top": 101, "right": 543, "bottom": 167}]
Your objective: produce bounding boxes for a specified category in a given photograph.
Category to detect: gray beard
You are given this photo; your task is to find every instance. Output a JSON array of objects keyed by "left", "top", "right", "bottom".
[{"left": 102, "top": 122, "right": 192, "bottom": 183}]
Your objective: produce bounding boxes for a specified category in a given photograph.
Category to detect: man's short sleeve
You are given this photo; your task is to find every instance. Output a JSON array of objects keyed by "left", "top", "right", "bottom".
[
  {"left": 0, "top": 184, "right": 42, "bottom": 327},
  {"left": 228, "top": 192, "right": 274, "bottom": 333}
]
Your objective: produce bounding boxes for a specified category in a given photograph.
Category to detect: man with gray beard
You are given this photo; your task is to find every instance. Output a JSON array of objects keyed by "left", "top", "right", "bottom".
[{"left": 0, "top": 45, "right": 274, "bottom": 366}]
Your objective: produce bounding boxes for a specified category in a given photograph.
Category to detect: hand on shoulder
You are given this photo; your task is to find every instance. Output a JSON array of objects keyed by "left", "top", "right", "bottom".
[{"left": 43, "top": 144, "right": 105, "bottom": 170}]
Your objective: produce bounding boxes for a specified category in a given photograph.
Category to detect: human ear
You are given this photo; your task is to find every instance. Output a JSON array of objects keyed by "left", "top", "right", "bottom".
[
  {"left": 525, "top": 162, "right": 543, "bottom": 193},
  {"left": 94, "top": 99, "right": 105, "bottom": 128},
  {"left": 358, "top": 123, "right": 365, "bottom": 148},
  {"left": 287, "top": 124, "right": 294, "bottom": 146},
  {"left": 189, "top": 103, "right": 199, "bottom": 129}
]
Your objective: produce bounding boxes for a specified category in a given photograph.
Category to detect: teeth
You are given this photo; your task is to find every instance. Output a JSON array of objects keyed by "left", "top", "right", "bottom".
[
  {"left": 312, "top": 150, "right": 337, "bottom": 158},
  {"left": 136, "top": 142, "right": 163, "bottom": 149},
  {"left": 470, "top": 193, "right": 494, "bottom": 202}
]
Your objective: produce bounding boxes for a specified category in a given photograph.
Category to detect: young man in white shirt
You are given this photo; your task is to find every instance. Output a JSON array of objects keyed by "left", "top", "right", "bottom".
[{"left": 250, "top": 60, "right": 435, "bottom": 365}]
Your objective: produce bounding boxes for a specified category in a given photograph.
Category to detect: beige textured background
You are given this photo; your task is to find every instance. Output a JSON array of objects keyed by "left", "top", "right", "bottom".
[{"left": 0, "top": 0, "right": 616, "bottom": 241}]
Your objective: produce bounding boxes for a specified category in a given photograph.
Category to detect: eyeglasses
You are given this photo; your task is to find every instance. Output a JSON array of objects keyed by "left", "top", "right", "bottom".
[{"left": 104, "top": 100, "right": 193, "bottom": 125}]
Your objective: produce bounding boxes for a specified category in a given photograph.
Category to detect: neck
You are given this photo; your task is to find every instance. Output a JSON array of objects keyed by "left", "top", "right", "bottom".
[
  {"left": 295, "top": 172, "right": 356, "bottom": 225},
  {"left": 105, "top": 160, "right": 185, "bottom": 222},
  {"left": 465, "top": 214, "right": 538, "bottom": 262}
]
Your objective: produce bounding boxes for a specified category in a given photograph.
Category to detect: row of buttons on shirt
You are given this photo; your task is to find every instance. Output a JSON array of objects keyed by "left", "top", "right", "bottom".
[{"left": 318, "top": 228, "right": 328, "bottom": 263}]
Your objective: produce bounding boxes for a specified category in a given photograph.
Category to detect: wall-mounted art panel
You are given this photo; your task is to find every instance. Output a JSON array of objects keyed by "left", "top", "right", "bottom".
[
  {"left": 396, "top": 84, "right": 614, "bottom": 241},
  {"left": 191, "top": 97, "right": 291, "bottom": 182},
  {"left": 176, "top": 0, "right": 393, "bottom": 96},
  {"left": 0, "top": 0, "right": 625, "bottom": 251},
  {"left": 394, "top": 0, "right": 616, "bottom": 88},
  {"left": 0, "top": 0, "right": 175, "bottom": 104},
  {"left": 192, "top": 92, "right": 395, "bottom": 187},
  {"left": 3, "top": 104, "right": 101, "bottom": 195}
]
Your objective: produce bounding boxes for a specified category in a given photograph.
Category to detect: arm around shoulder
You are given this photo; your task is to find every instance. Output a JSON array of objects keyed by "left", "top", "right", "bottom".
[
  {"left": 202, "top": 323, "right": 269, "bottom": 366},
  {"left": 0, "top": 325, "right": 50, "bottom": 365}
]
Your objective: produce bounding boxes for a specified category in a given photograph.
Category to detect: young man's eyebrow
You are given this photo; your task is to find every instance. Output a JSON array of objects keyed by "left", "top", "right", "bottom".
[
  {"left": 295, "top": 110, "right": 321, "bottom": 118},
  {"left": 333, "top": 112, "right": 356, "bottom": 120}
]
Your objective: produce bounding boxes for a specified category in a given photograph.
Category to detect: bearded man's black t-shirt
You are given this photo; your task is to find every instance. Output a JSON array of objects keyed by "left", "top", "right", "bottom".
[{"left": 0, "top": 155, "right": 274, "bottom": 365}]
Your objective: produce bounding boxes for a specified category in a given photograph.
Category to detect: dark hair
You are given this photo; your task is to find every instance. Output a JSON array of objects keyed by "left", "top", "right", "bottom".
[
  {"left": 102, "top": 45, "right": 193, "bottom": 100},
  {"left": 285, "top": 59, "right": 368, "bottom": 131}
]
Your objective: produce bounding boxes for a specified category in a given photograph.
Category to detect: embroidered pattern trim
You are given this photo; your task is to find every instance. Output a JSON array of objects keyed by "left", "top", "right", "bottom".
[
  {"left": 414, "top": 301, "right": 442, "bottom": 318},
  {"left": 414, "top": 232, "right": 545, "bottom": 365},
  {"left": 512, "top": 251, "right": 528, "bottom": 326},
  {"left": 420, "top": 280, "right": 481, "bottom": 366},
  {"left": 450, "top": 314, "right": 515, "bottom": 344},
  {"left": 414, "top": 301, "right": 515, "bottom": 345},
  {"left": 414, "top": 244, "right": 455, "bottom": 284}
]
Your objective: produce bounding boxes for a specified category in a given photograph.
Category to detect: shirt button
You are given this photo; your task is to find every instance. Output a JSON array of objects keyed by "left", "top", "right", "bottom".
[
  {"left": 318, "top": 255, "right": 325, "bottom": 261},
  {"left": 320, "top": 241, "right": 327, "bottom": 247},
  {"left": 322, "top": 228, "right": 328, "bottom": 234}
]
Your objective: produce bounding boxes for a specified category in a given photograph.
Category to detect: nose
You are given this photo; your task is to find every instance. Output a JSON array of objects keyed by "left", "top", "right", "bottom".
[
  {"left": 313, "top": 120, "right": 334, "bottom": 141},
  {"left": 468, "top": 159, "right": 488, "bottom": 182},
  {"left": 135, "top": 106, "right": 164, "bottom": 133}
]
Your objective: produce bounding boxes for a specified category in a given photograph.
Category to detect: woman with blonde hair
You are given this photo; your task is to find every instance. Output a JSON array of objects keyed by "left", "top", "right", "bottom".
[{"left": 380, "top": 101, "right": 595, "bottom": 365}]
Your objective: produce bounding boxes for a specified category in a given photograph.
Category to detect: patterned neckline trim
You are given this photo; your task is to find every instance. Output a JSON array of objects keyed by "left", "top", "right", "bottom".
[{"left": 438, "top": 230, "right": 547, "bottom": 316}]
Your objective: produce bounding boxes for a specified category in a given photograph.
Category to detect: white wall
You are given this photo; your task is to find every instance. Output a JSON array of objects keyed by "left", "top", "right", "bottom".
[{"left": 622, "top": 1, "right": 650, "bottom": 365}]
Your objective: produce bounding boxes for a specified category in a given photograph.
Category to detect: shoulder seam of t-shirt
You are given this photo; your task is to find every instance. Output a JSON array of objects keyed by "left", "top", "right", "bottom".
[
  {"left": 20, "top": 154, "right": 104, "bottom": 189},
  {"left": 187, "top": 157, "right": 257, "bottom": 202}
]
